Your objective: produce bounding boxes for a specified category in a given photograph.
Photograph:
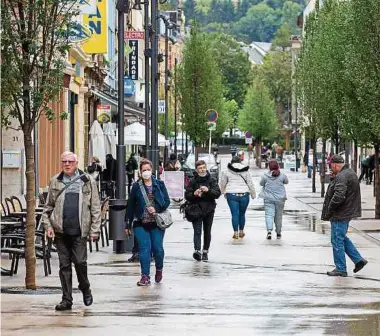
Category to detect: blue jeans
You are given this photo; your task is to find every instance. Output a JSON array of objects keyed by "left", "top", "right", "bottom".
[
  {"left": 134, "top": 226, "right": 165, "bottom": 277},
  {"left": 264, "top": 200, "right": 284, "bottom": 233},
  {"left": 331, "top": 220, "right": 363, "bottom": 272},
  {"left": 307, "top": 165, "right": 312, "bottom": 178},
  {"left": 226, "top": 193, "right": 250, "bottom": 231}
]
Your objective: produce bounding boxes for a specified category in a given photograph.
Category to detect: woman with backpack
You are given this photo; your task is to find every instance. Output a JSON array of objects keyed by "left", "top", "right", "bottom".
[
  {"left": 259, "top": 159, "right": 289, "bottom": 240},
  {"left": 185, "top": 160, "right": 221, "bottom": 262},
  {"left": 220, "top": 156, "right": 256, "bottom": 239}
]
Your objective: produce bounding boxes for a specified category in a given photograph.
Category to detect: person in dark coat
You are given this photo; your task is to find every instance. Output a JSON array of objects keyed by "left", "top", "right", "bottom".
[
  {"left": 321, "top": 155, "right": 368, "bottom": 277},
  {"left": 126, "top": 153, "right": 138, "bottom": 195},
  {"left": 185, "top": 160, "right": 221, "bottom": 262}
]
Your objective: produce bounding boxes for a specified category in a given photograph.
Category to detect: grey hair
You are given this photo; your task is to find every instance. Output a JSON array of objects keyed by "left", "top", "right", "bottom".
[{"left": 61, "top": 151, "right": 78, "bottom": 162}]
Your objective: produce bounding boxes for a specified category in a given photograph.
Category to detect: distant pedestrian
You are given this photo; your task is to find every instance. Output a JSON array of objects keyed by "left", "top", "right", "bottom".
[
  {"left": 321, "top": 155, "right": 368, "bottom": 277},
  {"left": 220, "top": 156, "right": 256, "bottom": 239},
  {"left": 259, "top": 159, "right": 288, "bottom": 240},
  {"left": 87, "top": 156, "right": 102, "bottom": 182},
  {"left": 247, "top": 144, "right": 253, "bottom": 160},
  {"left": 358, "top": 155, "right": 370, "bottom": 184},
  {"left": 125, "top": 159, "right": 170, "bottom": 286},
  {"left": 185, "top": 160, "right": 221, "bottom": 262},
  {"left": 41, "top": 151, "right": 101, "bottom": 311},
  {"left": 230, "top": 144, "right": 238, "bottom": 158},
  {"left": 238, "top": 150, "right": 245, "bottom": 163},
  {"left": 126, "top": 153, "right": 138, "bottom": 194},
  {"left": 165, "top": 153, "right": 181, "bottom": 171},
  {"left": 307, "top": 149, "right": 314, "bottom": 178}
]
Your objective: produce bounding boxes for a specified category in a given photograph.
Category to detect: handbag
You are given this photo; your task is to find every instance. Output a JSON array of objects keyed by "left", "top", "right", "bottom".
[
  {"left": 138, "top": 181, "right": 173, "bottom": 230},
  {"left": 180, "top": 201, "right": 202, "bottom": 222}
]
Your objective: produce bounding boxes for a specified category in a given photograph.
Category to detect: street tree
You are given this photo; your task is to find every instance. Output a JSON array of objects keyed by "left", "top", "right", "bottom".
[
  {"left": 177, "top": 25, "right": 225, "bottom": 151},
  {"left": 207, "top": 32, "right": 253, "bottom": 108},
  {"left": 238, "top": 78, "right": 278, "bottom": 167},
  {"left": 1, "top": 0, "right": 79, "bottom": 288}
]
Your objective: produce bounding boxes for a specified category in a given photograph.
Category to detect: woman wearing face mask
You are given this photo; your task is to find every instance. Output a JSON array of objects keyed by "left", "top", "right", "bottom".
[
  {"left": 125, "top": 159, "right": 170, "bottom": 286},
  {"left": 185, "top": 160, "right": 221, "bottom": 261}
]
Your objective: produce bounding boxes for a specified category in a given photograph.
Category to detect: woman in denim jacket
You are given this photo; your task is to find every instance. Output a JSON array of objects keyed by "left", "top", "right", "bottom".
[{"left": 125, "top": 159, "right": 170, "bottom": 286}]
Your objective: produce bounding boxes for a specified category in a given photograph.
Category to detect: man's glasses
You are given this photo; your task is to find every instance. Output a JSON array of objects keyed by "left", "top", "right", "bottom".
[{"left": 61, "top": 160, "right": 76, "bottom": 164}]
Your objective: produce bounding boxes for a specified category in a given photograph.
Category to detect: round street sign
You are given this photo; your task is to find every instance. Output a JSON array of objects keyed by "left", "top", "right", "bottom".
[
  {"left": 205, "top": 109, "right": 218, "bottom": 122},
  {"left": 245, "top": 131, "right": 252, "bottom": 138}
]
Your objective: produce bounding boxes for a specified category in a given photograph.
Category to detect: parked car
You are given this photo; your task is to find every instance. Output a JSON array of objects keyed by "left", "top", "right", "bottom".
[{"left": 181, "top": 153, "right": 220, "bottom": 181}]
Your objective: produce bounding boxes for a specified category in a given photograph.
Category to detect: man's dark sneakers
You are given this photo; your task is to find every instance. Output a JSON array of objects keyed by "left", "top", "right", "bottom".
[
  {"left": 277, "top": 233, "right": 282, "bottom": 239},
  {"left": 354, "top": 259, "right": 368, "bottom": 273},
  {"left": 193, "top": 250, "right": 202, "bottom": 261},
  {"left": 327, "top": 269, "right": 348, "bottom": 277},
  {"left": 266, "top": 231, "right": 272, "bottom": 240},
  {"left": 55, "top": 302, "right": 72, "bottom": 311},
  {"left": 202, "top": 252, "right": 208, "bottom": 262},
  {"left": 82, "top": 290, "right": 93, "bottom": 306}
]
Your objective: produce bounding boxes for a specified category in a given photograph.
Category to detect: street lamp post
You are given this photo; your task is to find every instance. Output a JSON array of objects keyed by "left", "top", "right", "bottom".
[
  {"left": 151, "top": 0, "right": 159, "bottom": 176},
  {"left": 174, "top": 57, "right": 178, "bottom": 156},
  {"left": 109, "top": 0, "right": 129, "bottom": 254}
]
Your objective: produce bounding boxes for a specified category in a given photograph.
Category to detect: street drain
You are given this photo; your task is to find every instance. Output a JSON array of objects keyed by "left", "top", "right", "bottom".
[{"left": 1, "top": 286, "right": 80, "bottom": 295}]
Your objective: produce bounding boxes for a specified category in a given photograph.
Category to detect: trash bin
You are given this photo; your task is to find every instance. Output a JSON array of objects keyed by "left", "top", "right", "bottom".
[{"left": 108, "top": 199, "right": 133, "bottom": 253}]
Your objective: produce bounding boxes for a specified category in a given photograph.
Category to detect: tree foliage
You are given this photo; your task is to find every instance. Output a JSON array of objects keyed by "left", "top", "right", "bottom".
[
  {"left": 177, "top": 25, "right": 225, "bottom": 146},
  {"left": 296, "top": 0, "right": 380, "bottom": 217}
]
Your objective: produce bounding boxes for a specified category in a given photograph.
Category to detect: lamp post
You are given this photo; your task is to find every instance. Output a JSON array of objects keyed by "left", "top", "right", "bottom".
[
  {"left": 291, "top": 35, "right": 301, "bottom": 172},
  {"left": 132, "top": 0, "right": 151, "bottom": 160},
  {"left": 109, "top": 0, "right": 129, "bottom": 254},
  {"left": 174, "top": 57, "right": 178, "bottom": 156},
  {"left": 159, "top": 15, "right": 176, "bottom": 166}
]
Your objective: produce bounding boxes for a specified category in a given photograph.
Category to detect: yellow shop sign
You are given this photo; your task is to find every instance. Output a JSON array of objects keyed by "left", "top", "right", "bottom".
[{"left": 82, "top": 0, "right": 107, "bottom": 54}]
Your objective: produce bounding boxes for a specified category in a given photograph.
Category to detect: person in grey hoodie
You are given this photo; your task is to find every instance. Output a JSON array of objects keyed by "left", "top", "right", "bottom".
[
  {"left": 220, "top": 156, "right": 256, "bottom": 239},
  {"left": 259, "top": 159, "right": 288, "bottom": 240}
]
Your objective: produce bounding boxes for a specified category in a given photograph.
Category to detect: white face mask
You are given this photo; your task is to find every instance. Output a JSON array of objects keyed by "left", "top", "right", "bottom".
[{"left": 141, "top": 170, "right": 152, "bottom": 180}]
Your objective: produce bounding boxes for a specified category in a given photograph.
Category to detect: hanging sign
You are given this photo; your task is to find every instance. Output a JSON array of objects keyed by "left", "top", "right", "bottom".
[
  {"left": 128, "top": 40, "right": 138, "bottom": 80},
  {"left": 97, "top": 105, "right": 111, "bottom": 123},
  {"left": 82, "top": 0, "right": 108, "bottom": 54},
  {"left": 124, "top": 31, "right": 145, "bottom": 40},
  {"left": 124, "top": 77, "right": 136, "bottom": 96}
]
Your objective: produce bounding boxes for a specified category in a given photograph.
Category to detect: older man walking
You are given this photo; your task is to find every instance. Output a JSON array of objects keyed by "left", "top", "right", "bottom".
[
  {"left": 41, "top": 151, "right": 101, "bottom": 310},
  {"left": 321, "top": 155, "right": 368, "bottom": 277}
]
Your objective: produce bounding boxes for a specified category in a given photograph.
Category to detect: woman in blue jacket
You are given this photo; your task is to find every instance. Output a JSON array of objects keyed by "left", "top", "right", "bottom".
[{"left": 125, "top": 159, "right": 170, "bottom": 286}]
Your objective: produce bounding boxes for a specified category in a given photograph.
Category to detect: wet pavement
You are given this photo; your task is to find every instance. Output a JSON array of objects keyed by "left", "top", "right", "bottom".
[{"left": 2, "top": 155, "right": 380, "bottom": 336}]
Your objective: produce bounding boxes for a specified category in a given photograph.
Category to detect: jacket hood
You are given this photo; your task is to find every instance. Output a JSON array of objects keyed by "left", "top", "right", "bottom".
[
  {"left": 228, "top": 163, "right": 249, "bottom": 173},
  {"left": 264, "top": 171, "right": 279, "bottom": 180}
]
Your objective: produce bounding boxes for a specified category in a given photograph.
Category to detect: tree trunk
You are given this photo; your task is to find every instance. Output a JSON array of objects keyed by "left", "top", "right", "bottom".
[
  {"left": 353, "top": 140, "right": 358, "bottom": 174},
  {"left": 375, "top": 143, "right": 380, "bottom": 219},
  {"left": 312, "top": 137, "right": 316, "bottom": 193},
  {"left": 255, "top": 139, "right": 261, "bottom": 168},
  {"left": 320, "top": 139, "right": 326, "bottom": 198},
  {"left": 24, "top": 131, "right": 37, "bottom": 289}
]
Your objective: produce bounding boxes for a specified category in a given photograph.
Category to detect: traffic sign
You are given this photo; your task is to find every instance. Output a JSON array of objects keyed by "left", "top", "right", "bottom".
[
  {"left": 205, "top": 109, "right": 218, "bottom": 122},
  {"left": 158, "top": 100, "right": 165, "bottom": 114},
  {"left": 245, "top": 131, "right": 252, "bottom": 138},
  {"left": 207, "top": 122, "right": 216, "bottom": 131},
  {"left": 245, "top": 138, "right": 253, "bottom": 144}
]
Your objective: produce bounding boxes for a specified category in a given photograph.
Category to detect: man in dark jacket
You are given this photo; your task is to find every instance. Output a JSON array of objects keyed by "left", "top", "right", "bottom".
[
  {"left": 321, "top": 155, "right": 368, "bottom": 277},
  {"left": 185, "top": 160, "right": 221, "bottom": 262}
]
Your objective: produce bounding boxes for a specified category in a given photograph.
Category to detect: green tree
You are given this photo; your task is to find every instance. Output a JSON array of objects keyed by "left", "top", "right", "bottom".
[
  {"left": 177, "top": 25, "right": 225, "bottom": 149},
  {"left": 208, "top": 32, "right": 253, "bottom": 107},
  {"left": 184, "top": 0, "right": 196, "bottom": 24},
  {"left": 282, "top": 1, "right": 302, "bottom": 32},
  {"left": 234, "top": 3, "right": 279, "bottom": 42},
  {"left": 1, "top": 0, "right": 78, "bottom": 289},
  {"left": 271, "top": 23, "right": 292, "bottom": 50},
  {"left": 238, "top": 79, "right": 278, "bottom": 167}
]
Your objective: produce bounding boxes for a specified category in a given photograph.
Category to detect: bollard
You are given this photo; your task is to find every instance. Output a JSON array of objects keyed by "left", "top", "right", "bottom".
[{"left": 108, "top": 199, "right": 133, "bottom": 253}]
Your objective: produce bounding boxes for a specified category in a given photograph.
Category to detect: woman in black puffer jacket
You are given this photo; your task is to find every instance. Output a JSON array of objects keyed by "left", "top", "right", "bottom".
[{"left": 185, "top": 159, "right": 221, "bottom": 262}]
